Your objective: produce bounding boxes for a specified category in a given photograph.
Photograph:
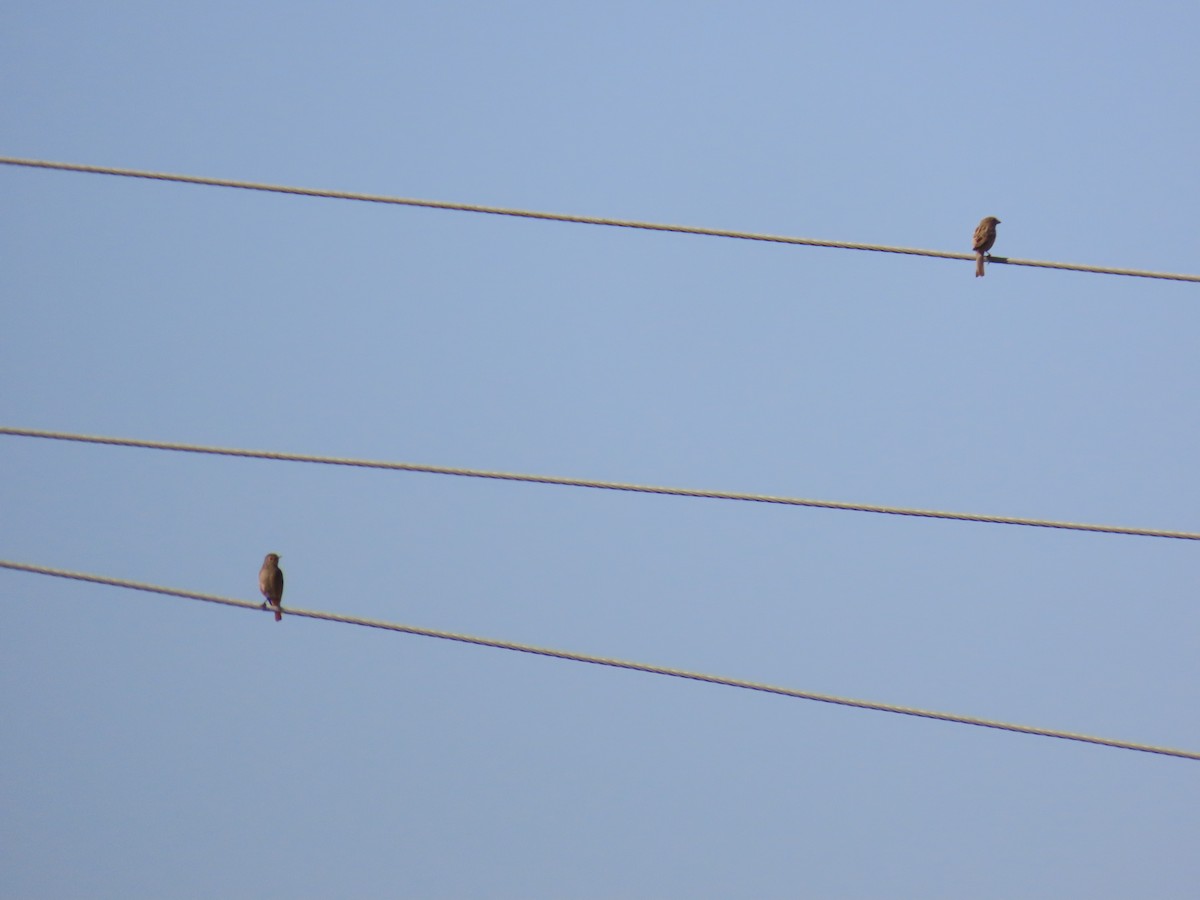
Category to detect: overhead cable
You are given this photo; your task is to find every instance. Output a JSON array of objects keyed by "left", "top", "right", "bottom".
[
  {"left": 2, "top": 156, "right": 1196, "bottom": 282},
  {"left": 3, "top": 426, "right": 1198, "bottom": 541},
  {"left": 3, "top": 558, "right": 1196, "bottom": 761}
]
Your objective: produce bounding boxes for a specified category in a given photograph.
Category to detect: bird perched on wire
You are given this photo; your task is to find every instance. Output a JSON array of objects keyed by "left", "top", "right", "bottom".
[
  {"left": 259, "top": 553, "right": 284, "bottom": 622},
  {"left": 972, "top": 216, "right": 1001, "bottom": 277}
]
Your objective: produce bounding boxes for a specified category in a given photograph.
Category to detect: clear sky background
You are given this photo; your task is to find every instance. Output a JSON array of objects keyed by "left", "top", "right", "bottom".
[{"left": 3, "top": 3, "right": 1198, "bottom": 897}]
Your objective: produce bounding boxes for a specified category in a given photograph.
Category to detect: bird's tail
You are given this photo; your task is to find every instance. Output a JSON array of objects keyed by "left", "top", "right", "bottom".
[
  {"left": 274, "top": 605, "right": 282, "bottom": 622},
  {"left": 975, "top": 252, "right": 985, "bottom": 277}
]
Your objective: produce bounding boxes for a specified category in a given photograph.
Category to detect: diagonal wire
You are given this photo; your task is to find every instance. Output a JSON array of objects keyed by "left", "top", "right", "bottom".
[
  {"left": 3, "top": 426, "right": 1199, "bottom": 541},
  {"left": 3, "top": 156, "right": 1197, "bottom": 282},
  {"left": 3, "top": 558, "right": 1196, "bottom": 761}
]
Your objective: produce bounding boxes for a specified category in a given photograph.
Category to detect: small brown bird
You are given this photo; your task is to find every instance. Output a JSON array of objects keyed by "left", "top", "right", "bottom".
[
  {"left": 973, "top": 216, "right": 1001, "bottom": 277},
  {"left": 259, "top": 553, "right": 284, "bottom": 622}
]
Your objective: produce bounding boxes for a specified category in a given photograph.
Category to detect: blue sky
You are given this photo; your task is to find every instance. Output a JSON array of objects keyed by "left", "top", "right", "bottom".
[{"left": 3, "top": 2, "right": 1198, "bottom": 897}]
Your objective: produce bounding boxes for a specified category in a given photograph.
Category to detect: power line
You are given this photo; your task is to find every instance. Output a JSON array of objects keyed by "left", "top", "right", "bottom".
[
  {"left": 3, "top": 156, "right": 1197, "bottom": 283},
  {"left": 4, "top": 558, "right": 1195, "bottom": 761},
  {"left": 4, "top": 426, "right": 1198, "bottom": 541}
]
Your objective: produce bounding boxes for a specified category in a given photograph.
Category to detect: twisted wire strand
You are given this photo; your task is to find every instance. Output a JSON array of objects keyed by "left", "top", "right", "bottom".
[
  {"left": 3, "top": 157, "right": 1196, "bottom": 282},
  {"left": 3, "top": 558, "right": 1196, "bottom": 761},
  {"left": 3, "top": 426, "right": 1198, "bottom": 541}
]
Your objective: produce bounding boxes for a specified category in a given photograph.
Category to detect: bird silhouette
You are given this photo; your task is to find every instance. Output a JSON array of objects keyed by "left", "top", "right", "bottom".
[
  {"left": 259, "top": 553, "right": 284, "bottom": 622},
  {"left": 973, "top": 216, "right": 1001, "bottom": 277}
]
